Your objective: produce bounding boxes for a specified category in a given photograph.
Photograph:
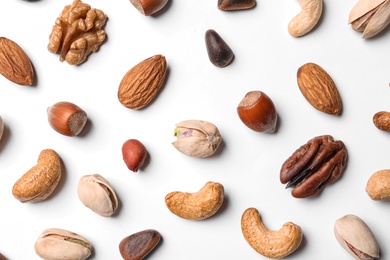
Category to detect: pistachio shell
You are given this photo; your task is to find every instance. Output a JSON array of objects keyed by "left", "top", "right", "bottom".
[
  {"left": 35, "top": 228, "right": 92, "bottom": 260},
  {"left": 363, "top": 0, "right": 390, "bottom": 38},
  {"left": 334, "top": 214, "right": 380, "bottom": 260},
  {"left": 77, "top": 174, "right": 118, "bottom": 217},
  {"left": 348, "top": 0, "right": 386, "bottom": 23},
  {"left": 172, "top": 120, "right": 222, "bottom": 158}
]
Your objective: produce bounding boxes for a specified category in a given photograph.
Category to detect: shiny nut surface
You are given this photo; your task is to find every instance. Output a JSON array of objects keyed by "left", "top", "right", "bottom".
[
  {"left": 334, "top": 214, "right": 380, "bottom": 260},
  {"left": 47, "top": 101, "right": 88, "bottom": 136},
  {"left": 280, "top": 135, "right": 347, "bottom": 198},
  {"left": 77, "top": 174, "right": 118, "bottom": 217},
  {"left": 35, "top": 228, "right": 92, "bottom": 260},
  {"left": 366, "top": 169, "right": 390, "bottom": 201},
  {"left": 12, "top": 149, "right": 62, "bottom": 203},
  {"left": 241, "top": 208, "right": 303, "bottom": 258},
  {"left": 237, "top": 90, "right": 277, "bottom": 133},
  {"left": 172, "top": 119, "right": 222, "bottom": 158},
  {"left": 165, "top": 181, "right": 224, "bottom": 220},
  {"left": 119, "top": 229, "right": 161, "bottom": 260},
  {"left": 122, "top": 139, "right": 148, "bottom": 172},
  {"left": 129, "top": 0, "right": 168, "bottom": 16}
]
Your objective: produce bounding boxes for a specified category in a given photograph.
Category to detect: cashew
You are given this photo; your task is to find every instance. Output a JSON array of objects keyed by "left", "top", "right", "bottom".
[
  {"left": 12, "top": 149, "right": 62, "bottom": 203},
  {"left": 241, "top": 208, "right": 303, "bottom": 258},
  {"left": 165, "top": 181, "right": 224, "bottom": 220},
  {"left": 288, "top": 0, "right": 323, "bottom": 37}
]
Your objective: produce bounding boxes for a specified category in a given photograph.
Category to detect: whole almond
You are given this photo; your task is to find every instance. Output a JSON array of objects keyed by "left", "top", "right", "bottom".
[
  {"left": 297, "top": 62, "right": 342, "bottom": 115},
  {"left": 118, "top": 54, "right": 167, "bottom": 110},
  {"left": 0, "top": 37, "right": 34, "bottom": 85}
]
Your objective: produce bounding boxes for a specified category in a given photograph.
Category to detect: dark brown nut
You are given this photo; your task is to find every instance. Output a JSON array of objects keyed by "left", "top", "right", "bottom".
[
  {"left": 0, "top": 253, "right": 6, "bottom": 260},
  {"left": 119, "top": 229, "right": 161, "bottom": 260},
  {"left": 48, "top": 0, "right": 107, "bottom": 65},
  {"left": 205, "top": 29, "right": 234, "bottom": 68},
  {"left": 373, "top": 111, "right": 390, "bottom": 131},
  {"left": 280, "top": 135, "right": 347, "bottom": 198},
  {"left": 218, "top": 0, "right": 256, "bottom": 11},
  {"left": 237, "top": 90, "right": 277, "bottom": 133}
]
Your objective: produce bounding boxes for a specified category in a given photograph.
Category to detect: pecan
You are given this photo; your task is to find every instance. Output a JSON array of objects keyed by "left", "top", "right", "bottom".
[
  {"left": 280, "top": 135, "right": 347, "bottom": 198},
  {"left": 48, "top": 0, "right": 107, "bottom": 65}
]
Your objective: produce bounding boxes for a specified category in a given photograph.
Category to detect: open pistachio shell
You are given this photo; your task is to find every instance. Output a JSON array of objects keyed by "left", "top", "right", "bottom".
[
  {"left": 334, "top": 214, "right": 380, "bottom": 260},
  {"left": 172, "top": 120, "right": 222, "bottom": 158},
  {"left": 35, "top": 228, "right": 92, "bottom": 260},
  {"left": 77, "top": 174, "right": 118, "bottom": 217}
]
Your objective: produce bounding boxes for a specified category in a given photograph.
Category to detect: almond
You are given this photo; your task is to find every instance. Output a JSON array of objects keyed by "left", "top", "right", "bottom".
[
  {"left": 118, "top": 54, "right": 167, "bottom": 110},
  {"left": 0, "top": 37, "right": 34, "bottom": 85},
  {"left": 297, "top": 62, "right": 342, "bottom": 115}
]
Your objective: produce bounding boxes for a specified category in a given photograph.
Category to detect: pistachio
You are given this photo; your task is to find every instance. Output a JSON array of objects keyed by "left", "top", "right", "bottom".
[
  {"left": 34, "top": 228, "right": 92, "bottom": 260},
  {"left": 349, "top": 0, "right": 390, "bottom": 38},
  {"left": 172, "top": 120, "right": 222, "bottom": 158},
  {"left": 334, "top": 214, "right": 380, "bottom": 260},
  {"left": 77, "top": 174, "right": 118, "bottom": 217}
]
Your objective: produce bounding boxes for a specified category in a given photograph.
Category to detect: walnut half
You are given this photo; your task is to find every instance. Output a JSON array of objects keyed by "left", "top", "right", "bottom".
[{"left": 48, "top": 0, "right": 107, "bottom": 65}]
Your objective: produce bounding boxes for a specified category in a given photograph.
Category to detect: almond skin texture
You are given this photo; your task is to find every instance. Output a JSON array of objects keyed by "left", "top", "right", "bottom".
[
  {"left": 0, "top": 37, "right": 34, "bottom": 85},
  {"left": 237, "top": 91, "right": 277, "bottom": 133},
  {"left": 297, "top": 62, "right": 342, "bottom": 115},
  {"left": 118, "top": 55, "right": 167, "bottom": 110},
  {"left": 122, "top": 139, "right": 148, "bottom": 172}
]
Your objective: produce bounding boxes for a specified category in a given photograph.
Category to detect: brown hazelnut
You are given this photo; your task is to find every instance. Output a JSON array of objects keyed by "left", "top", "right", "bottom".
[
  {"left": 237, "top": 91, "right": 277, "bottom": 133},
  {"left": 47, "top": 101, "right": 88, "bottom": 136},
  {"left": 122, "top": 139, "right": 148, "bottom": 172},
  {"left": 129, "top": 0, "right": 169, "bottom": 16}
]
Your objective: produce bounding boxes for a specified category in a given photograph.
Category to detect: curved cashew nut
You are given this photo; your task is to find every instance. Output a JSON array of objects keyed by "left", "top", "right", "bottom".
[
  {"left": 288, "top": 0, "right": 323, "bottom": 37},
  {"left": 12, "top": 149, "right": 62, "bottom": 203},
  {"left": 241, "top": 208, "right": 303, "bottom": 258},
  {"left": 165, "top": 181, "right": 224, "bottom": 220}
]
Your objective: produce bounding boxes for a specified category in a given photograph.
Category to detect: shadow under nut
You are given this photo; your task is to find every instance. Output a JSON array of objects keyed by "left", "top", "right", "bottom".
[
  {"left": 241, "top": 208, "right": 303, "bottom": 258},
  {"left": 12, "top": 149, "right": 62, "bottom": 203},
  {"left": 165, "top": 181, "right": 224, "bottom": 220},
  {"left": 288, "top": 0, "right": 323, "bottom": 37}
]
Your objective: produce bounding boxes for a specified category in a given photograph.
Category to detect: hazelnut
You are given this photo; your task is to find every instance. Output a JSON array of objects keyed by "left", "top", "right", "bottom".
[
  {"left": 122, "top": 139, "right": 148, "bottom": 172},
  {"left": 47, "top": 101, "right": 88, "bottom": 136},
  {"left": 237, "top": 91, "right": 277, "bottom": 133},
  {"left": 129, "top": 0, "right": 169, "bottom": 16}
]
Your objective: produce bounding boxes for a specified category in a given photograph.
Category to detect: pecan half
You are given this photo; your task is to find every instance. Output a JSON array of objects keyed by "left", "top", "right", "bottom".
[
  {"left": 280, "top": 135, "right": 347, "bottom": 198},
  {"left": 48, "top": 0, "right": 107, "bottom": 65}
]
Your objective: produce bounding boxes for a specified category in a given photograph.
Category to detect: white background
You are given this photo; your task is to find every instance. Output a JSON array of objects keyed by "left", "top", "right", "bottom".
[{"left": 0, "top": 0, "right": 389, "bottom": 259}]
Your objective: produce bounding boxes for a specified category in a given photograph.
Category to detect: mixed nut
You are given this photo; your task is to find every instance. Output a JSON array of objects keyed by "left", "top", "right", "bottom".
[{"left": 0, "top": 0, "right": 389, "bottom": 259}]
